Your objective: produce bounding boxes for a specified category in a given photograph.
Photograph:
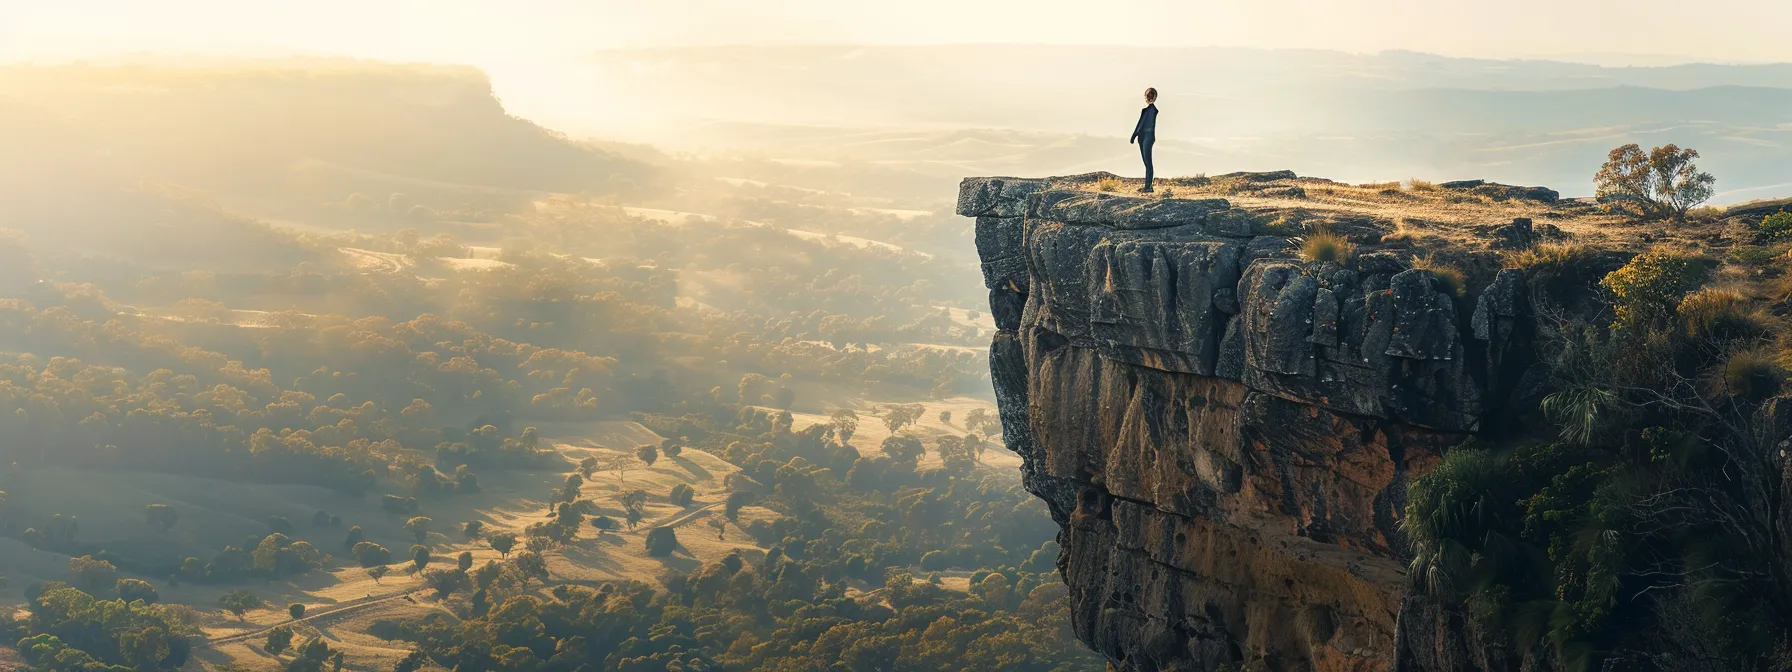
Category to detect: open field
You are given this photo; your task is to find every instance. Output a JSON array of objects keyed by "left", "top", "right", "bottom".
[{"left": 1, "top": 420, "right": 795, "bottom": 671}]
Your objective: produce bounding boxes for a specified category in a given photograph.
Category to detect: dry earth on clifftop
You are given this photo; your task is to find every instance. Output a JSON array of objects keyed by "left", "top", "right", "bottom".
[{"left": 965, "top": 170, "right": 1792, "bottom": 672}]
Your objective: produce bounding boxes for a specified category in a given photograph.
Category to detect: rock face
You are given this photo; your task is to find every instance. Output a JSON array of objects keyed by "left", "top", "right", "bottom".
[{"left": 963, "top": 175, "right": 1534, "bottom": 672}]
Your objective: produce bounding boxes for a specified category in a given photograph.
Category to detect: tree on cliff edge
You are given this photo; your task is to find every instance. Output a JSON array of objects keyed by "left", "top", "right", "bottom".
[{"left": 1594, "top": 143, "right": 1714, "bottom": 222}]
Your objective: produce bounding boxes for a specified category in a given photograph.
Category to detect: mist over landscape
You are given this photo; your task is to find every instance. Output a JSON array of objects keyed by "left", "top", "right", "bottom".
[{"left": 4, "top": 4, "right": 1792, "bottom": 671}]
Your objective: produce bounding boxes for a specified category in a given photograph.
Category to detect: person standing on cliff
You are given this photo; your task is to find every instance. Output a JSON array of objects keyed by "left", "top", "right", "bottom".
[{"left": 1130, "top": 87, "right": 1159, "bottom": 193}]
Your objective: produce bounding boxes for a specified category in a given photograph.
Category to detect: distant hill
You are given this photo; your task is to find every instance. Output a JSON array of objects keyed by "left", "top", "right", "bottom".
[
  {"left": 0, "top": 60, "right": 657, "bottom": 265},
  {"left": 0, "top": 61, "right": 652, "bottom": 195}
]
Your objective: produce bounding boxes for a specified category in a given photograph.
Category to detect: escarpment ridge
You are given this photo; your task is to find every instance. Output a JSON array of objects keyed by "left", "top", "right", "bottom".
[{"left": 964, "top": 171, "right": 1792, "bottom": 671}]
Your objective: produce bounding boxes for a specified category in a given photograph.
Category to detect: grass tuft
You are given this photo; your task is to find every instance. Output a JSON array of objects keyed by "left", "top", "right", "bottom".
[
  {"left": 1502, "top": 243, "right": 1603, "bottom": 294},
  {"left": 1411, "top": 253, "right": 1467, "bottom": 296},
  {"left": 1720, "top": 348, "right": 1782, "bottom": 400},
  {"left": 1677, "top": 288, "right": 1771, "bottom": 342},
  {"left": 1094, "top": 176, "right": 1124, "bottom": 193},
  {"left": 1298, "top": 229, "right": 1355, "bottom": 264},
  {"left": 1381, "top": 217, "right": 1420, "bottom": 244}
]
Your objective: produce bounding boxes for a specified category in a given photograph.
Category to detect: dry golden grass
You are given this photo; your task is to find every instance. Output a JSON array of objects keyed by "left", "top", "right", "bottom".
[
  {"left": 1381, "top": 217, "right": 1420, "bottom": 244},
  {"left": 1410, "top": 253, "right": 1466, "bottom": 295},
  {"left": 1299, "top": 229, "right": 1355, "bottom": 264},
  {"left": 1503, "top": 242, "right": 1596, "bottom": 274},
  {"left": 1679, "top": 288, "right": 1773, "bottom": 341},
  {"left": 1721, "top": 348, "right": 1783, "bottom": 399},
  {"left": 1054, "top": 172, "right": 1642, "bottom": 256},
  {"left": 1094, "top": 176, "right": 1124, "bottom": 193}
]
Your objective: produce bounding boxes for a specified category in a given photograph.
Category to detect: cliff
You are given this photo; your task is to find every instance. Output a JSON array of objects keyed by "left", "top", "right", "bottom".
[{"left": 959, "top": 171, "right": 1716, "bottom": 671}]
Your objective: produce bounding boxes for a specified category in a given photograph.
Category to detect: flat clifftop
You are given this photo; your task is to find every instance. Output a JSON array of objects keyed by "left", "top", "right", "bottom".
[
  {"left": 1013, "top": 170, "right": 1653, "bottom": 251},
  {"left": 961, "top": 171, "right": 1790, "bottom": 672}
]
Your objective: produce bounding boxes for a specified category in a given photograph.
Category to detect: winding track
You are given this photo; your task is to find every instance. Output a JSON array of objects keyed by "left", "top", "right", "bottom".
[{"left": 201, "top": 585, "right": 430, "bottom": 647}]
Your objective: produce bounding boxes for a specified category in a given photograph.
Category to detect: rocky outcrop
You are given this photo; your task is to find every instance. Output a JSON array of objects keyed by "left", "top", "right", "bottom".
[{"left": 963, "top": 174, "right": 1537, "bottom": 672}]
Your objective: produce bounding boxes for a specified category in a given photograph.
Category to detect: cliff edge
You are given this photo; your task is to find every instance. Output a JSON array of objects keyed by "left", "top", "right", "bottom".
[{"left": 962, "top": 171, "right": 1791, "bottom": 671}]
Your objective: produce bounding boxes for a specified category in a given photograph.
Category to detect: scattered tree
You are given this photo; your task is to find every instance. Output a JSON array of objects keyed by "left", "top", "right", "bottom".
[
  {"left": 669, "top": 482, "right": 696, "bottom": 507},
  {"left": 352, "top": 541, "right": 392, "bottom": 568},
  {"left": 963, "top": 408, "right": 999, "bottom": 437},
  {"left": 410, "top": 545, "right": 430, "bottom": 575},
  {"left": 881, "top": 435, "right": 926, "bottom": 464},
  {"left": 289, "top": 603, "right": 306, "bottom": 620},
  {"left": 882, "top": 403, "right": 926, "bottom": 433},
  {"left": 265, "top": 626, "right": 294, "bottom": 656},
  {"left": 725, "top": 492, "right": 750, "bottom": 521},
  {"left": 487, "top": 532, "right": 517, "bottom": 557},
  {"left": 1594, "top": 143, "right": 1716, "bottom": 221},
  {"left": 558, "top": 473, "right": 582, "bottom": 502},
  {"left": 422, "top": 568, "right": 468, "bottom": 600},
  {"left": 68, "top": 555, "right": 117, "bottom": 593},
  {"left": 463, "top": 520, "right": 484, "bottom": 539},
  {"left": 220, "top": 589, "right": 261, "bottom": 619},
  {"left": 367, "top": 566, "right": 389, "bottom": 584},
  {"left": 590, "top": 516, "right": 616, "bottom": 536},
  {"left": 514, "top": 551, "right": 549, "bottom": 584},
  {"left": 645, "top": 527, "right": 678, "bottom": 557},
  {"left": 829, "top": 409, "right": 859, "bottom": 443},
  {"left": 403, "top": 516, "right": 432, "bottom": 544},
  {"left": 116, "top": 578, "right": 158, "bottom": 604},
  {"left": 636, "top": 443, "right": 659, "bottom": 467}
]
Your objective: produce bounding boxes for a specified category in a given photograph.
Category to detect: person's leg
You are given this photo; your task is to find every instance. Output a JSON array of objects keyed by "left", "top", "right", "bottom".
[{"left": 1140, "top": 135, "right": 1155, "bottom": 192}]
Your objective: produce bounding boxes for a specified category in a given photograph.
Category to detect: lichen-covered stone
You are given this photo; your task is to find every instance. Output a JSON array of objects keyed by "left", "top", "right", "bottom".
[
  {"left": 957, "top": 176, "right": 1047, "bottom": 217},
  {"left": 1029, "top": 190, "right": 1232, "bottom": 231}
]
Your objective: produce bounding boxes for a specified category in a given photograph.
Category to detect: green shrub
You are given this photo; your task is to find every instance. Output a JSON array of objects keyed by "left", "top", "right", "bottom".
[
  {"left": 1759, "top": 212, "right": 1792, "bottom": 241},
  {"left": 1298, "top": 230, "right": 1354, "bottom": 264},
  {"left": 1726, "top": 244, "right": 1784, "bottom": 265},
  {"left": 1601, "top": 249, "right": 1712, "bottom": 331},
  {"left": 1402, "top": 445, "right": 1515, "bottom": 597}
]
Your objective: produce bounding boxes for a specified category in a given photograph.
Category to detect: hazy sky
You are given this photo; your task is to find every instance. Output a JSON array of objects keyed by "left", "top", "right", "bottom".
[{"left": 3, "top": 0, "right": 1790, "bottom": 65}]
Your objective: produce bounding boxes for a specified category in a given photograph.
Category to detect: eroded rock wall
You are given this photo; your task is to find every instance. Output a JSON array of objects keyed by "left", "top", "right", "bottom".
[{"left": 963, "top": 175, "right": 1530, "bottom": 671}]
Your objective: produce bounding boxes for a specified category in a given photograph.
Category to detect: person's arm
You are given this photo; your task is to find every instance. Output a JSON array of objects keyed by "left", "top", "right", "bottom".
[{"left": 1130, "top": 108, "right": 1146, "bottom": 144}]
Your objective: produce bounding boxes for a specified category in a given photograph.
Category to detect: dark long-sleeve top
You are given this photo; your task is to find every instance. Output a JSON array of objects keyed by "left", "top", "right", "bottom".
[{"left": 1130, "top": 103, "right": 1158, "bottom": 141}]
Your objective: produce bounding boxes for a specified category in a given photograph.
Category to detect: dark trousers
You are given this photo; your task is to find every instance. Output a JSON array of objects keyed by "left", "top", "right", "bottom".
[{"left": 1137, "top": 133, "right": 1155, "bottom": 190}]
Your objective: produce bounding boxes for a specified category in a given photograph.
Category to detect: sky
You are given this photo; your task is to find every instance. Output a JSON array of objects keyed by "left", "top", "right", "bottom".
[{"left": 2, "top": 0, "right": 1790, "bottom": 65}]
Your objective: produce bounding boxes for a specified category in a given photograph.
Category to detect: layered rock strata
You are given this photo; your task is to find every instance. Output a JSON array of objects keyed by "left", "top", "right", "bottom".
[{"left": 963, "top": 174, "right": 1533, "bottom": 671}]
